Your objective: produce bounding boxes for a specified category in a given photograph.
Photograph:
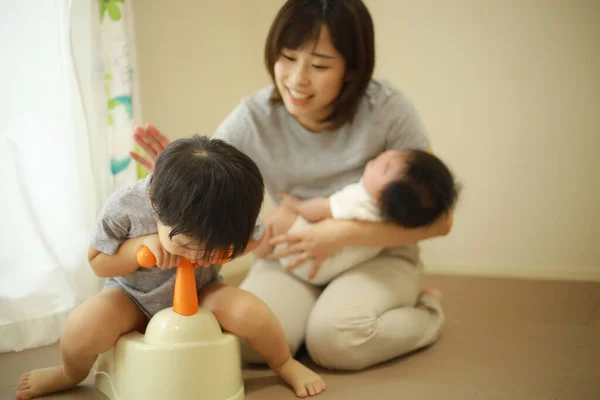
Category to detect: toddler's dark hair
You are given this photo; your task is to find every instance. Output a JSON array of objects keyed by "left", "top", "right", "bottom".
[
  {"left": 380, "top": 150, "right": 459, "bottom": 228},
  {"left": 149, "top": 135, "right": 264, "bottom": 261}
]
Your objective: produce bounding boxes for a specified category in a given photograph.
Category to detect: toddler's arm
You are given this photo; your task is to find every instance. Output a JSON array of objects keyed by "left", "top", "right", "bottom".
[
  {"left": 241, "top": 217, "right": 271, "bottom": 258},
  {"left": 250, "top": 231, "right": 274, "bottom": 259},
  {"left": 88, "top": 236, "right": 147, "bottom": 278}
]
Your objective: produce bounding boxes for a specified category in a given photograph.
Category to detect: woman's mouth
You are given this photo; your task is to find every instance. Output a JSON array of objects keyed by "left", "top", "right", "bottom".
[{"left": 287, "top": 87, "right": 312, "bottom": 106}]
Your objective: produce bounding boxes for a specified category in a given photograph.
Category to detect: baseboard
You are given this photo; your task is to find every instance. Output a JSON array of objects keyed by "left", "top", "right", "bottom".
[
  {"left": 425, "top": 264, "right": 600, "bottom": 282},
  {"left": 220, "top": 254, "right": 600, "bottom": 284}
]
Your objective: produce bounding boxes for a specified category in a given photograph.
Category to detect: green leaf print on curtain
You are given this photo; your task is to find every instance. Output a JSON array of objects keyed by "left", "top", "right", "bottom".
[{"left": 98, "top": 0, "right": 146, "bottom": 185}]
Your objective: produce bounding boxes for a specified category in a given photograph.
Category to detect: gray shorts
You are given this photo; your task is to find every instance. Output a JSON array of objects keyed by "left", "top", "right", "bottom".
[{"left": 104, "top": 264, "right": 223, "bottom": 318}]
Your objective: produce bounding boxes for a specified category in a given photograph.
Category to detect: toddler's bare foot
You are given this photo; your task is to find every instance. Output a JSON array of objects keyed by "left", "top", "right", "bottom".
[
  {"left": 419, "top": 288, "right": 442, "bottom": 302},
  {"left": 15, "top": 366, "right": 78, "bottom": 400},
  {"left": 273, "top": 357, "right": 326, "bottom": 398}
]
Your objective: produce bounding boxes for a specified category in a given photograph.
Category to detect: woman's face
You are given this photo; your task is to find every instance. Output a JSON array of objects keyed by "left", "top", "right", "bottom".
[{"left": 274, "top": 26, "right": 347, "bottom": 131}]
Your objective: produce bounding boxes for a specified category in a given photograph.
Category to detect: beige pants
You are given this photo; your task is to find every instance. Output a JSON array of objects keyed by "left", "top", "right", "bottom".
[{"left": 238, "top": 254, "right": 444, "bottom": 371}]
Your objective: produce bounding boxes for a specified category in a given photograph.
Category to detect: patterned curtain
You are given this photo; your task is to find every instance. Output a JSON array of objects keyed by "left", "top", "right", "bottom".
[{"left": 99, "top": 0, "right": 146, "bottom": 188}]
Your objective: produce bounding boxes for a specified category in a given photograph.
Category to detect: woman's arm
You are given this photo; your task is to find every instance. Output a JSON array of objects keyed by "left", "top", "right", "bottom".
[
  {"left": 337, "top": 210, "right": 453, "bottom": 248},
  {"left": 131, "top": 103, "right": 251, "bottom": 172},
  {"left": 269, "top": 203, "right": 453, "bottom": 271}
]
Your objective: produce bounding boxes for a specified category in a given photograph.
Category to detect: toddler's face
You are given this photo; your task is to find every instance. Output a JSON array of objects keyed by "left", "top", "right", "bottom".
[
  {"left": 362, "top": 150, "right": 408, "bottom": 199},
  {"left": 156, "top": 222, "right": 217, "bottom": 266}
]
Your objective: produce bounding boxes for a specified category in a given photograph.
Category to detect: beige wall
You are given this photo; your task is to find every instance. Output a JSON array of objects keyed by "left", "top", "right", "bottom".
[
  {"left": 133, "top": 0, "right": 600, "bottom": 281},
  {"left": 132, "top": 1, "right": 277, "bottom": 137}
]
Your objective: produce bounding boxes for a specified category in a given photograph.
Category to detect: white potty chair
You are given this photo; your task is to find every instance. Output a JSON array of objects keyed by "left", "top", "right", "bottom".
[{"left": 94, "top": 248, "right": 244, "bottom": 400}]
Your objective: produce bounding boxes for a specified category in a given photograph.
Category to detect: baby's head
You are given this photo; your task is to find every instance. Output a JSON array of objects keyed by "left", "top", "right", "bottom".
[
  {"left": 363, "top": 149, "right": 459, "bottom": 228},
  {"left": 149, "top": 135, "right": 264, "bottom": 264}
]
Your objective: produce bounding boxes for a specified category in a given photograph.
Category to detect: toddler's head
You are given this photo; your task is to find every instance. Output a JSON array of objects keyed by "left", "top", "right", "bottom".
[{"left": 149, "top": 135, "right": 264, "bottom": 264}]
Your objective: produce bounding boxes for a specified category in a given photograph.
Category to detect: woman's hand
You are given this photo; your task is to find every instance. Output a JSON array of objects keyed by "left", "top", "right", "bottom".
[
  {"left": 129, "top": 123, "right": 171, "bottom": 172},
  {"left": 140, "top": 234, "right": 181, "bottom": 270},
  {"left": 269, "top": 219, "right": 344, "bottom": 279}
]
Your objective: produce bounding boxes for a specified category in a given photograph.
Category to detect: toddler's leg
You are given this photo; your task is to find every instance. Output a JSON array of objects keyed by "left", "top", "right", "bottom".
[
  {"left": 16, "top": 289, "right": 147, "bottom": 400},
  {"left": 198, "top": 284, "right": 325, "bottom": 398}
]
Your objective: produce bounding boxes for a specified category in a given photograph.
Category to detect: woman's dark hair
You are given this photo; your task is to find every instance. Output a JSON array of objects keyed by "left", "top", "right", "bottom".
[
  {"left": 264, "top": 0, "right": 375, "bottom": 129},
  {"left": 150, "top": 135, "right": 264, "bottom": 261}
]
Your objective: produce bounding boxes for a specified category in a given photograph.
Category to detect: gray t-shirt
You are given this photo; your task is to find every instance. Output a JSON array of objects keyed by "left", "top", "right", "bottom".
[
  {"left": 213, "top": 79, "right": 430, "bottom": 264},
  {"left": 90, "top": 175, "right": 264, "bottom": 317}
]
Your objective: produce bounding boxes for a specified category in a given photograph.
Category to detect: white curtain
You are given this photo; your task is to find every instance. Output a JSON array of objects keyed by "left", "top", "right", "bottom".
[{"left": 0, "top": 0, "right": 142, "bottom": 353}]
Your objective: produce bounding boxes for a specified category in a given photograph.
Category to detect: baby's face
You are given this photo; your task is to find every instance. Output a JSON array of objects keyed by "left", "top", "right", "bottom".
[
  {"left": 156, "top": 222, "right": 218, "bottom": 266},
  {"left": 363, "top": 150, "right": 408, "bottom": 199}
]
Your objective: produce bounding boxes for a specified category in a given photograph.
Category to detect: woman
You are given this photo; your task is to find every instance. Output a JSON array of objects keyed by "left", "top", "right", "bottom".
[{"left": 131, "top": 0, "right": 452, "bottom": 371}]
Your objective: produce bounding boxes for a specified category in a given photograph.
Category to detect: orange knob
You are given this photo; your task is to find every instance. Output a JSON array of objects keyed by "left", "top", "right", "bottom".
[
  {"left": 136, "top": 246, "right": 198, "bottom": 316},
  {"left": 136, "top": 246, "right": 157, "bottom": 268}
]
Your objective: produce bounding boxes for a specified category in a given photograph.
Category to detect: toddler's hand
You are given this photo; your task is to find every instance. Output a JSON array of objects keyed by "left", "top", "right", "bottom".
[{"left": 140, "top": 234, "right": 181, "bottom": 270}]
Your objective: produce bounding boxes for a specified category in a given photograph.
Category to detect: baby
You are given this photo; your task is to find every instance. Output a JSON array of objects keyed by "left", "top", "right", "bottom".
[
  {"left": 16, "top": 135, "right": 325, "bottom": 400},
  {"left": 255, "top": 149, "right": 460, "bottom": 285}
]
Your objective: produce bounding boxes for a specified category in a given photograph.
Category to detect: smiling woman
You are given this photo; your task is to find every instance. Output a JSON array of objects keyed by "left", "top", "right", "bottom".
[
  {"left": 264, "top": 0, "right": 374, "bottom": 131},
  {"left": 273, "top": 28, "right": 346, "bottom": 132}
]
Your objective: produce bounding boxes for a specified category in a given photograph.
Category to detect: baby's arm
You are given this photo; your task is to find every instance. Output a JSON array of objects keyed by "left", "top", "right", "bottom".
[
  {"left": 279, "top": 193, "right": 331, "bottom": 222},
  {"left": 295, "top": 197, "right": 332, "bottom": 222},
  {"left": 283, "top": 181, "right": 378, "bottom": 224}
]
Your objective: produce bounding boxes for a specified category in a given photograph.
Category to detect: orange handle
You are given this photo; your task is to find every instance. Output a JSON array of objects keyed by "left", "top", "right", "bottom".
[
  {"left": 137, "top": 246, "right": 232, "bottom": 266},
  {"left": 136, "top": 247, "right": 198, "bottom": 316}
]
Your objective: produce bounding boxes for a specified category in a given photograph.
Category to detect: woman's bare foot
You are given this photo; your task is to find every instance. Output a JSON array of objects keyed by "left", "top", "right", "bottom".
[
  {"left": 272, "top": 357, "right": 326, "bottom": 398},
  {"left": 419, "top": 288, "right": 442, "bottom": 302},
  {"left": 15, "top": 366, "right": 78, "bottom": 400}
]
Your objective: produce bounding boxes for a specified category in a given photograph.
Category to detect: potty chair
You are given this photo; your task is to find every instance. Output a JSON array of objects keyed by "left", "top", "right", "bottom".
[{"left": 94, "top": 247, "right": 244, "bottom": 400}]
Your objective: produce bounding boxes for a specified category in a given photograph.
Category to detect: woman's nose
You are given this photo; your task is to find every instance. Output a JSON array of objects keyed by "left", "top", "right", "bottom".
[{"left": 289, "top": 63, "right": 310, "bottom": 87}]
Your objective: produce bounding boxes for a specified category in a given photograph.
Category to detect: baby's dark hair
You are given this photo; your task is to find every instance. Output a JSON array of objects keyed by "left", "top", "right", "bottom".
[
  {"left": 379, "top": 150, "right": 459, "bottom": 228},
  {"left": 149, "top": 135, "right": 264, "bottom": 261}
]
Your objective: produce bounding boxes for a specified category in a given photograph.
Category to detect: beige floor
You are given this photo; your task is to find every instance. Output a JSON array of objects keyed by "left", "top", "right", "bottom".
[{"left": 2, "top": 274, "right": 599, "bottom": 400}]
